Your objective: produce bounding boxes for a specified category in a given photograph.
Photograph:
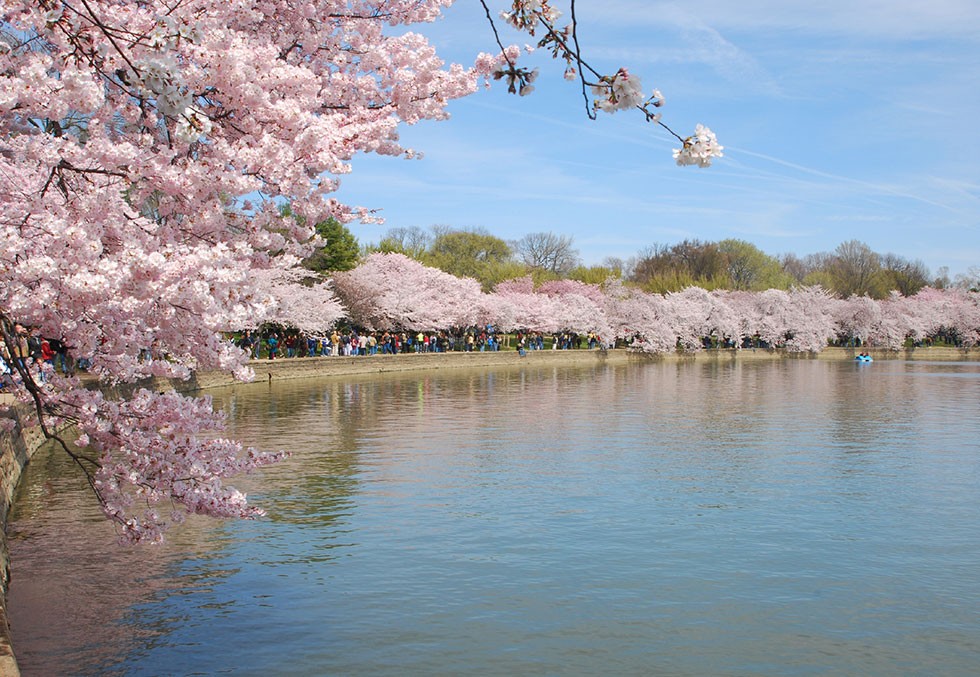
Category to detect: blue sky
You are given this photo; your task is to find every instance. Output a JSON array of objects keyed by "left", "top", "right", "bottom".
[{"left": 336, "top": 1, "right": 980, "bottom": 278}]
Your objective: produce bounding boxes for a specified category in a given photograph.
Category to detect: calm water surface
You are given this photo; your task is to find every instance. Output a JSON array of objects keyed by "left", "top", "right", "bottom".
[{"left": 7, "top": 359, "right": 980, "bottom": 676}]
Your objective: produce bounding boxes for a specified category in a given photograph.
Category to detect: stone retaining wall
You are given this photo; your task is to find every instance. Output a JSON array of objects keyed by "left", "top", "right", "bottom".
[
  {"left": 0, "top": 401, "right": 41, "bottom": 677},
  {"left": 1, "top": 344, "right": 977, "bottom": 674}
]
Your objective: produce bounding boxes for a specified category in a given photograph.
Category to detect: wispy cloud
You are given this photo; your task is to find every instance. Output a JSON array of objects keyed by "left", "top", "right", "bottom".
[
  {"left": 584, "top": 0, "right": 980, "bottom": 40},
  {"left": 724, "top": 146, "right": 971, "bottom": 215}
]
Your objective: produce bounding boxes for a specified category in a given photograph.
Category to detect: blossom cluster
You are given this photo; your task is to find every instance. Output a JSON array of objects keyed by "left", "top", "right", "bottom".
[
  {"left": 592, "top": 69, "right": 647, "bottom": 113},
  {"left": 674, "top": 124, "right": 725, "bottom": 167},
  {"left": 501, "top": 0, "right": 563, "bottom": 33}
]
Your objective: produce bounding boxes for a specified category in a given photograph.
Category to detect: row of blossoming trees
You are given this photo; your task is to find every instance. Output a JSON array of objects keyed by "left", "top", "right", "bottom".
[{"left": 324, "top": 253, "right": 980, "bottom": 353}]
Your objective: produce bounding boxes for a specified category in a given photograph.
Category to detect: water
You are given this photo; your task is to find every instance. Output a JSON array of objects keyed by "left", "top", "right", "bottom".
[{"left": 7, "top": 359, "right": 980, "bottom": 676}]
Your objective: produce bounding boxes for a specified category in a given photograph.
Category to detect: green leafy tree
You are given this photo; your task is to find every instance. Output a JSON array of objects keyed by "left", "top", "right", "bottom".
[
  {"left": 370, "top": 225, "right": 432, "bottom": 260},
  {"left": 781, "top": 252, "right": 830, "bottom": 285},
  {"left": 601, "top": 256, "right": 632, "bottom": 279},
  {"left": 879, "top": 253, "right": 930, "bottom": 296},
  {"left": 302, "top": 218, "right": 361, "bottom": 273},
  {"left": 425, "top": 227, "right": 517, "bottom": 289},
  {"left": 826, "top": 240, "right": 888, "bottom": 298},
  {"left": 630, "top": 241, "right": 728, "bottom": 293},
  {"left": 568, "top": 264, "right": 621, "bottom": 285},
  {"left": 717, "top": 239, "right": 792, "bottom": 291}
]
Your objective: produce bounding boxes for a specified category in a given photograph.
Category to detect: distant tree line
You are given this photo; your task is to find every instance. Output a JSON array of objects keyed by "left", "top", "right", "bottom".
[{"left": 304, "top": 221, "right": 980, "bottom": 299}]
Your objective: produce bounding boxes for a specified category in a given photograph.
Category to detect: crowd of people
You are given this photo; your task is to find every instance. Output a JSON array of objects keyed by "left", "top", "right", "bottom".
[
  {"left": 1, "top": 316, "right": 972, "bottom": 393},
  {"left": 235, "top": 327, "right": 608, "bottom": 360},
  {"left": 0, "top": 320, "right": 607, "bottom": 393},
  {"left": 0, "top": 322, "right": 73, "bottom": 391}
]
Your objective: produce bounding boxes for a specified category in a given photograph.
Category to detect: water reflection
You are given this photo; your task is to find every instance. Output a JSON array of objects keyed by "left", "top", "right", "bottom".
[
  {"left": 5, "top": 445, "right": 238, "bottom": 676},
  {"left": 8, "top": 359, "right": 980, "bottom": 676}
]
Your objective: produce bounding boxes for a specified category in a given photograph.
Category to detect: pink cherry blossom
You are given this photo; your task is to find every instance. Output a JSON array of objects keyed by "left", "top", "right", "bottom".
[{"left": 332, "top": 253, "right": 485, "bottom": 331}]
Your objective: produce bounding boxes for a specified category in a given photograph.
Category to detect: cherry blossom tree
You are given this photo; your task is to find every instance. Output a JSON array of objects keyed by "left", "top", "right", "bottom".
[
  {"left": 664, "top": 287, "right": 742, "bottom": 351},
  {"left": 601, "top": 279, "right": 674, "bottom": 352},
  {"left": 536, "top": 278, "right": 605, "bottom": 304},
  {"left": 944, "top": 290, "right": 980, "bottom": 347},
  {"left": 826, "top": 288, "right": 980, "bottom": 351},
  {"left": 521, "top": 278, "right": 613, "bottom": 337},
  {"left": 833, "top": 295, "right": 882, "bottom": 346},
  {"left": 783, "top": 286, "right": 839, "bottom": 353},
  {"left": 741, "top": 288, "right": 792, "bottom": 349},
  {"left": 492, "top": 276, "right": 566, "bottom": 333},
  {"left": 332, "top": 253, "right": 485, "bottom": 330},
  {"left": 871, "top": 291, "right": 922, "bottom": 349},
  {"left": 712, "top": 290, "right": 759, "bottom": 347},
  {"left": 704, "top": 289, "right": 743, "bottom": 347},
  {"left": 737, "top": 287, "right": 838, "bottom": 353},
  {"left": 665, "top": 287, "right": 713, "bottom": 351},
  {"left": 911, "top": 287, "right": 980, "bottom": 347},
  {"left": 245, "top": 264, "right": 347, "bottom": 334}
]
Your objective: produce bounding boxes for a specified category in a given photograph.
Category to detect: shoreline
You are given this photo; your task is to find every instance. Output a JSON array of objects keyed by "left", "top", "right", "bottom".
[
  {"left": 1, "top": 344, "right": 978, "bottom": 674},
  {"left": 158, "top": 345, "right": 980, "bottom": 393}
]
